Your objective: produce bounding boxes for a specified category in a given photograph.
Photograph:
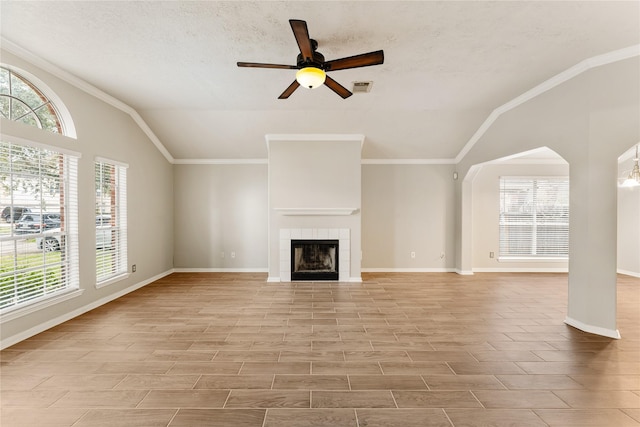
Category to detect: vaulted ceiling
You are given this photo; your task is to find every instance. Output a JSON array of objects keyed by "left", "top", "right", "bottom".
[{"left": 1, "top": 1, "right": 638, "bottom": 161}]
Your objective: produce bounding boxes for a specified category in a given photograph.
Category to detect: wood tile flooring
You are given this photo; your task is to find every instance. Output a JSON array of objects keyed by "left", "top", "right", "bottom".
[{"left": 1, "top": 272, "right": 639, "bottom": 426}]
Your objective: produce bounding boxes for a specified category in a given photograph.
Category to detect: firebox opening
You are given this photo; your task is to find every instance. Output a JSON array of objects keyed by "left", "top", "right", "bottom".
[{"left": 291, "top": 239, "right": 339, "bottom": 281}]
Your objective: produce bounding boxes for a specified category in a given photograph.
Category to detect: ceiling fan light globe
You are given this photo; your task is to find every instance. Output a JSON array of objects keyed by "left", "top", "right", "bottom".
[{"left": 296, "top": 67, "right": 326, "bottom": 89}]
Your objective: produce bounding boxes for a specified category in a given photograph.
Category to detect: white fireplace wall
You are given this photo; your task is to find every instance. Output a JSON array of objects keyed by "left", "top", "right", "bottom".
[{"left": 267, "top": 135, "right": 362, "bottom": 282}]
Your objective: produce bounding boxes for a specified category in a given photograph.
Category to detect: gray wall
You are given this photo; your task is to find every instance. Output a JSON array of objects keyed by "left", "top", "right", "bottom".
[
  {"left": 1, "top": 49, "right": 174, "bottom": 347},
  {"left": 361, "top": 164, "right": 456, "bottom": 270},
  {"left": 171, "top": 159, "right": 638, "bottom": 276},
  {"left": 173, "top": 164, "right": 268, "bottom": 270}
]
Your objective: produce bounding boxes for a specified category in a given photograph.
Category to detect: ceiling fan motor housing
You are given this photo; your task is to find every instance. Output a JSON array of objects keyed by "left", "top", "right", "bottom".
[{"left": 296, "top": 50, "right": 325, "bottom": 70}]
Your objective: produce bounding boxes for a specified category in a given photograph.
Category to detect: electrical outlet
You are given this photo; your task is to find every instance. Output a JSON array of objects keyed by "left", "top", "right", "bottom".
[
  {"left": 410, "top": 251, "right": 416, "bottom": 259},
  {"left": 489, "top": 252, "right": 495, "bottom": 259},
  {"left": 231, "top": 251, "right": 236, "bottom": 259},
  {"left": 440, "top": 252, "right": 445, "bottom": 259},
  {"left": 132, "top": 264, "right": 136, "bottom": 273}
]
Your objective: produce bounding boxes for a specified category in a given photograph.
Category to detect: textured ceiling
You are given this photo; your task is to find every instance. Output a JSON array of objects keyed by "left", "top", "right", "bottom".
[{"left": 1, "top": 1, "right": 639, "bottom": 160}]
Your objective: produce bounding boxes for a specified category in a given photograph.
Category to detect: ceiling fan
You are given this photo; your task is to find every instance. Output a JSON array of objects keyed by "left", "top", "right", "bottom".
[{"left": 237, "top": 19, "right": 384, "bottom": 99}]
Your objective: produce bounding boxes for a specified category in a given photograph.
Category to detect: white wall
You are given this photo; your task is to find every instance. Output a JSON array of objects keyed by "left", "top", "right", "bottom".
[
  {"left": 1, "top": 49, "right": 174, "bottom": 348},
  {"left": 361, "top": 164, "right": 456, "bottom": 271},
  {"left": 173, "top": 164, "right": 268, "bottom": 270},
  {"left": 471, "top": 162, "right": 570, "bottom": 271}
]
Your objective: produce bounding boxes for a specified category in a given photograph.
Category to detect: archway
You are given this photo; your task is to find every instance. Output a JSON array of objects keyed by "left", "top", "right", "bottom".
[{"left": 617, "top": 144, "right": 640, "bottom": 277}]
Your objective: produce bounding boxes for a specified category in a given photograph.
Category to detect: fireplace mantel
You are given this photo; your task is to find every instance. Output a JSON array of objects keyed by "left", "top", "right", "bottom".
[{"left": 274, "top": 208, "right": 359, "bottom": 216}]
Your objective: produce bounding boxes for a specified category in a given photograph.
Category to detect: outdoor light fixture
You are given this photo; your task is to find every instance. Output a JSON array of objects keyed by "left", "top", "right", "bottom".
[
  {"left": 621, "top": 145, "right": 640, "bottom": 188},
  {"left": 296, "top": 67, "right": 326, "bottom": 89}
]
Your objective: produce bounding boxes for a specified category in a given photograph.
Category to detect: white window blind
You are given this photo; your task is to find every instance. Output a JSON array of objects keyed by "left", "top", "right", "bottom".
[
  {"left": 95, "top": 160, "right": 128, "bottom": 284},
  {"left": 0, "top": 141, "right": 79, "bottom": 311},
  {"left": 499, "top": 177, "right": 569, "bottom": 259}
]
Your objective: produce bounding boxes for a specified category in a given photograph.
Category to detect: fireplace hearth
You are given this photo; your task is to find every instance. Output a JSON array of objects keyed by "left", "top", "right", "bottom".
[{"left": 291, "top": 240, "right": 339, "bottom": 281}]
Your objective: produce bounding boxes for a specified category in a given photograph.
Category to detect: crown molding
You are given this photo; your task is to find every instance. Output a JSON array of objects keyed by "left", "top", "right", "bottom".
[
  {"left": 265, "top": 134, "right": 365, "bottom": 151},
  {"left": 1, "top": 37, "right": 175, "bottom": 164},
  {"left": 274, "top": 208, "right": 359, "bottom": 216},
  {"left": 456, "top": 44, "right": 640, "bottom": 164},
  {"left": 362, "top": 158, "right": 455, "bottom": 165},
  {"left": 174, "top": 158, "right": 268, "bottom": 165}
]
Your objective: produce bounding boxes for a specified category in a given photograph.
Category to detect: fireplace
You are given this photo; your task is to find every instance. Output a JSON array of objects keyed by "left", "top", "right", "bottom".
[{"left": 291, "top": 239, "right": 339, "bottom": 281}]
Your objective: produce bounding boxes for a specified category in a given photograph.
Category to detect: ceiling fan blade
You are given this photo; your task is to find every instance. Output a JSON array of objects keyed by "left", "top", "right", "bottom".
[
  {"left": 324, "top": 50, "right": 384, "bottom": 71},
  {"left": 237, "top": 62, "right": 297, "bottom": 70},
  {"left": 289, "top": 19, "right": 313, "bottom": 60},
  {"left": 278, "top": 80, "right": 300, "bottom": 99},
  {"left": 324, "top": 75, "right": 352, "bottom": 99}
]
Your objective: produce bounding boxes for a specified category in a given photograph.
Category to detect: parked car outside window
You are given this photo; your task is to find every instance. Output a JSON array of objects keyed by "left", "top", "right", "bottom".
[
  {"left": 36, "top": 229, "right": 64, "bottom": 252},
  {"left": 14, "top": 213, "right": 61, "bottom": 234},
  {"left": 2, "top": 206, "right": 32, "bottom": 223},
  {"left": 36, "top": 215, "right": 113, "bottom": 252}
]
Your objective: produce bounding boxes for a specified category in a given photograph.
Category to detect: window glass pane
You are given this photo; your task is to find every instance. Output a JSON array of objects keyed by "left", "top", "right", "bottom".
[
  {"left": 0, "top": 96, "right": 9, "bottom": 119},
  {"left": 35, "top": 104, "right": 61, "bottom": 133},
  {"left": 0, "top": 68, "right": 9, "bottom": 95},
  {"left": 16, "top": 112, "right": 40, "bottom": 129},
  {"left": 10, "top": 98, "right": 33, "bottom": 122},
  {"left": 10, "top": 72, "right": 46, "bottom": 110}
]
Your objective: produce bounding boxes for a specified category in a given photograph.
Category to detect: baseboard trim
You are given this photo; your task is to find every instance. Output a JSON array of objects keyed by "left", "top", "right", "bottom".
[
  {"left": 564, "top": 316, "right": 621, "bottom": 339},
  {"left": 361, "top": 268, "right": 456, "bottom": 273},
  {"left": 617, "top": 269, "right": 640, "bottom": 278},
  {"left": 455, "top": 269, "right": 474, "bottom": 276},
  {"left": 266, "top": 276, "right": 362, "bottom": 283},
  {"left": 173, "top": 268, "right": 269, "bottom": 273},
  {"left": 472, "top": 267, "right": 569, "bottom": 273},
  {"left": 1, "top": 269, "right": 174, "bottom": 350}
]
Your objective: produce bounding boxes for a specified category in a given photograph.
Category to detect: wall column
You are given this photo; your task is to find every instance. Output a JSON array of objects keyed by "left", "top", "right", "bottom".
[
  {"left": 458, "top": 179, "right": 474, "bottom": 275},
  {"left": 565, "top": 153, "right": 620, "bottom": 338}
]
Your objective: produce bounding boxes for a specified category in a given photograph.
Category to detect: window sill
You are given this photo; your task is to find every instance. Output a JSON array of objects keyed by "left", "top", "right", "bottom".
[
  {"left": 0, "top": 288, "right": 84, "bottom": 324},
  {"left": 498, "top": 257, "right": 568, "bottom": 263},
  {"left": 96, "top": 273, "right": 130, "bottom": 289}
]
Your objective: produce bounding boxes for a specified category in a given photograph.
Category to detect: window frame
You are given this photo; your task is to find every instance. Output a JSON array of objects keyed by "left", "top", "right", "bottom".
[
  {"left": 498, "top": 176, "right": 570, "bottom": 261},
  {"left": 0, "top": 137, "right": 81, "bottom": 319},
  {"left": 1, "top": 66, "right": 62, "bottom": 133},
  {"left": 94, "top": 157, "right": 128, "bottom": 287},
  {"left": 1, "top": 64, "right": 77, "bottom": 139}
]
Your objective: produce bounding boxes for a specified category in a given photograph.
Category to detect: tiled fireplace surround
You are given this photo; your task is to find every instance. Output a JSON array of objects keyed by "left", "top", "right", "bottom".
[{"left": 279, "top": 228, "right": 351, "bottom": 282}]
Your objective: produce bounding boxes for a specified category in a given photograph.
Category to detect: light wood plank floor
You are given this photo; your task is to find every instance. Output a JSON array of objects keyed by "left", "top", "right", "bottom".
[{"left": 1, "top": 272, "right": 639, "bottom": 426}]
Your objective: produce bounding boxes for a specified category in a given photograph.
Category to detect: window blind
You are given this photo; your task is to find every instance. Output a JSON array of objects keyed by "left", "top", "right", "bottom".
[
  {"left": 95, "top": 160, "right": 127, "bottom": 284},
  {"left": 499, "top": 177, "right": 569, "bottom": 259},
  {"left": 0, "top": 141, "right": 78, "bottom": 310}
]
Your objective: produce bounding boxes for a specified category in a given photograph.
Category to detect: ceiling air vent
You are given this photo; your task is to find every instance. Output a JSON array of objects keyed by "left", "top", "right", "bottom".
[{"left": 352, "top": 81, "right": 373, "bottom": 93}]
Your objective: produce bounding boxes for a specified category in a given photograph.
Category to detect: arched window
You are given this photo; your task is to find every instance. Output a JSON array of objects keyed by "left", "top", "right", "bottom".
[
  {"left": 1, "top": 66, "right": 79, "bottom": 316},
  {"left": 0, "top": 66, "right": 63, "bottom": 134}
]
